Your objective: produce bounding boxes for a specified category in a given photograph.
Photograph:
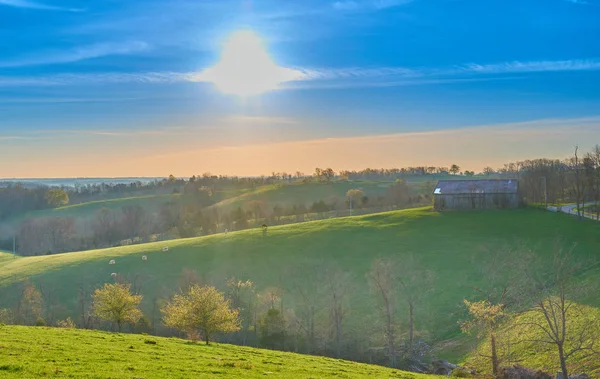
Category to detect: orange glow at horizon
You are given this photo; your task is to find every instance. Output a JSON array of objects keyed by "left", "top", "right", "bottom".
[{"left": 1, "top": 121, "right": 597, "bottom": 179}]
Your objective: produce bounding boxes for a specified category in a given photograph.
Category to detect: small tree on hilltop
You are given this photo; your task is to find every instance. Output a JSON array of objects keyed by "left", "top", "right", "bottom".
[
  {"left": 450, "top": 164, "right": 460, "bottom": 175},
  {"left": 92, "top": 283, "right": 143, "bottom": 332},
  {"left": 162, "top": 285, "right": 240, "bottom": 345}
]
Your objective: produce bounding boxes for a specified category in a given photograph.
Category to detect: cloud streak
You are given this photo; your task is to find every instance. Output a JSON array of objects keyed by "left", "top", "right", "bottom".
[
  {"left": 2, "top": 58, "right": 599, "bottom": 88},
  {"left": 0, "top": 0, "right": 81, "bottom": 11},
  {"left": 0, "top": 41, "right": 149, "bottom": 68},
  {"left": 332, "top": 0, "right": 411, "bottom": 11}
]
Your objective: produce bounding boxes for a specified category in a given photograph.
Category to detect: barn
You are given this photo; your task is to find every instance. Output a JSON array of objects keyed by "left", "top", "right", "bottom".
[{"left": 433, "top": 179, "right": 519, "bottom": 210}]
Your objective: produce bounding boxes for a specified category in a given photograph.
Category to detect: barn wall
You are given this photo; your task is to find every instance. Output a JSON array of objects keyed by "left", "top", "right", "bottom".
[{"left": 434, "top": 193, "right": 519, "bottom": 210}]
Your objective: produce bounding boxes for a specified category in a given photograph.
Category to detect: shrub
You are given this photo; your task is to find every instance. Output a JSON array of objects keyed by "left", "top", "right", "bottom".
[
  {"left": 56, "top": 317, "right": 76, "bottom": 329},
  {"left": 451, "top": 367, "right": 473, "bottom": 378},
  {"left": 134, "top": 316, "right": 152, "bottom": 334},
  {"left": 0, "top": 309, "right": 14, "bottom": 325},
  {"left": 34, "top": 317, "right": 46, "bottom": 326}
]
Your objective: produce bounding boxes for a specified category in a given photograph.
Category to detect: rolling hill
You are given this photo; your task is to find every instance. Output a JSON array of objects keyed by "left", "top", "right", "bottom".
[
  {"left": 0, "top": 326, "right": 434, "bottom": 378},
  {"left": 1, "top": 207, "right": 599, "bottom": 370}
]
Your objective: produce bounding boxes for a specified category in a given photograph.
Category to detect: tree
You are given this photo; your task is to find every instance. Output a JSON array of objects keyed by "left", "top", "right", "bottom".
[
  {"left": 368, "top": 259, "right": 398, "bottom": 367},
  {"left": 226, "top": 278, "right": 257, "bottom": 346},
  {"left": 387, "top": 180, "right": 410, "bottom": 208},
  {"left": 18, "top": 279, "right": 43, "bottom": 325},
  {"left": 461, "top": 245, "right": 521, "bottom": 376},
  {"left": 572, "top": 146, "right": 586, "bottom": 220},
  {"left": 483, "top": 166, "right": 496, "bottom": 176},
  {"left": 162, "top": 285, "right": 240, "bottom": 345},
  {"left": 45, "top": 189, "right": 69, "bottom": 208},
  {"left": 325, "top": 267, "right": 351, "bottom": 357},
  {"left": 323, "top": 168, "right": 335, "bottom": 182},
  {"left": 461, "top": 300, "right": 505, "bottom": 376},
  {"left": 450, "top": 164, "right": 460, "bottom": 175},
  {"left": 121, "top": 205, "right": 146, "bottom": 242},
  {"left": 92, "top": 283, "right": 143, "bottom": 332},
  {"left": 518, "top": 245, "right": 600, "bottom": 379},
  {"left": 346, "top": 189, "right": 365, "bottom": 210},
  {"left": 259, "top": 308, "right": 286, "bottom": 350},
  {"left": 395, "top": 256, "right": 433, "bottom": 348}
]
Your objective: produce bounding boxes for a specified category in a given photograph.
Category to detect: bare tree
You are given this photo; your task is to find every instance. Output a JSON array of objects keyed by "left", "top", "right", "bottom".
[
  {"left": 368, "top": 259, "right": 398, "bottom": 367},
  {"left": 325, "top": 267, "right": 351, "bottom": 358},
  {"left": 518, "top": 244, "right": 600, "bottom": 378},
  {"left": 121, "top": 205, "right": 146, "bottom": 243},
  {"left": 291, "top": 266, "right": 325, "bottom": 354},
  {"left": 585, "top": 145, "right": 600, "bottom": 220},
  {"left": 395, "top": 255, "right": 434, "bottom": 348},
  {"left": 572, "top": 146, "right": 586, "bottom": 220}
]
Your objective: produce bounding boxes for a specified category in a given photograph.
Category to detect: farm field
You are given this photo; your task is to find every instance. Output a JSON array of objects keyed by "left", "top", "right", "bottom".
[
  {"left": 0, "top": 326, "right": 434, "bottom": 378},
  {"left": 1, "top": 206, "right": 599, "bottom": 367}
]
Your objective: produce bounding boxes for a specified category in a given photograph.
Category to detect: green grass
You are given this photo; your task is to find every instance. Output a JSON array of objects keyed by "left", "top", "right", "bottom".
[
  {"left": 1, "top": 207, "right": 599, "bottom": 366},
  {"left": 0, "top": 326, "right": 435, "bottom": 379},
  {"left": 209, "top": 180, "right": 396, "bottom": 212},
  {"left": 464, "top": 303, "right": 600, "bottom": 376}
]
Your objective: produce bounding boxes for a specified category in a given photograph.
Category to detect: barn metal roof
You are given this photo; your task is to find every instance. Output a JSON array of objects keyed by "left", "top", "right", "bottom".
[{"left": 433, "top": 179, "right": 518, "bottom": 195}]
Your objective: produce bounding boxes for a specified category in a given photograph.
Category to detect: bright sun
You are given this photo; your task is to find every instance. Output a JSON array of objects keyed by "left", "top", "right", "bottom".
[{"left": 197, "top": 31, "right": 303, "bottom": 96}]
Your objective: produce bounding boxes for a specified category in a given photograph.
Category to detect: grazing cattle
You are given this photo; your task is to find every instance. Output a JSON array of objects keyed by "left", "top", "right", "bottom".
[
  {"left": 111, "top": 273, "right": 117, "bottom": 278},
  {"left": 109, "top": 259, "right": 116, "bottom": 265},
  {"left": 142, "top": 255, "right": 148, "bottom": 261},
  {"left": 162, "top": 246, "right": 169, "bottom": 252}
]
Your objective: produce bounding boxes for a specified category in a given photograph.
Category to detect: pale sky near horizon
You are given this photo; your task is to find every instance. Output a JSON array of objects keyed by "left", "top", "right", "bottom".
[{"left": 1, "top": 0, "right": 599, "bottom": 178}]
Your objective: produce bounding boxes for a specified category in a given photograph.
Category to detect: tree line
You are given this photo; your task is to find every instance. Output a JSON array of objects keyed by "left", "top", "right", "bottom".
[{"left": 7, "top": 180, "right": 426, "bottom": 256}]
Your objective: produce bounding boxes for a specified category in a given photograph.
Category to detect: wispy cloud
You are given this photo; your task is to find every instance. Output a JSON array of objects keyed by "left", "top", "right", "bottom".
[
  {"left": 225, "top": 116, "right": 299, "bottom": 125},
  {"left": 565, "top": 0, "right": 588, "bottom": 4},
  {"left": 459, "top": 59, "right": 600, "bottom": 74},
  {"left": 332, "top": 0, "right": 411, "bottom": 11},
  {"left": 2, "top": 58, "right": 599, "bottom": 89},
  {"left": 0, "top": 0, "right": 81, "bottom": 11},
  {"left": 0, "top": 41, "right": 149, "bottom": 68}
]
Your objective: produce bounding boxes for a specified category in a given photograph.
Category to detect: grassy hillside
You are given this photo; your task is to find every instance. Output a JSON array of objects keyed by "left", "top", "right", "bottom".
[
  {"left": 464, "top": 303, "right": 600, "bottom": 376},
  {"left": 0, "top": 326, "right": 434, "bottom": 379},
  {"left": 1, "top": 207, "right": 599, "bottom": 365},
  {"left": 7, "top": 194, "right": 176, "bottom": 225},
  {"left": 208, "top": 180, "right": 395, "bottom": 211}
]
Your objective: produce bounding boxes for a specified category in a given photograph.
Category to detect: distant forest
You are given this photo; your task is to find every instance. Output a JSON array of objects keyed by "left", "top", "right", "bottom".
[{"left": 1, "top": 144, "right": 599, "bottom": 256}]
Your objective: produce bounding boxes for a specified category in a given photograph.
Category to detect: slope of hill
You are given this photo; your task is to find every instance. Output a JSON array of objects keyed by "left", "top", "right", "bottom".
[
  {"left": 464, "top": 303, "right": 600, "bottom": 376},
  {"left": 1, "top": 207, "right": 599, "bottom": 365},
  {"left": 6, "top": 194, "right": 176, "bottom": 225},
  {"left": 0, "top": 326, "right": 434, "bottom": 378}
]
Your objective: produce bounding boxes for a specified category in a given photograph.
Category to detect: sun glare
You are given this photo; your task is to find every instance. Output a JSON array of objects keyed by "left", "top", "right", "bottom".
[{"left": 198, "top": 31, "right": 303, "bottom": 96}]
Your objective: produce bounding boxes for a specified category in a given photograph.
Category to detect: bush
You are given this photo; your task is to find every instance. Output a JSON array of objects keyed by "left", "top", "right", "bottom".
[
  {"left": 56, "top": 317, "right": 76, "bottom": 329},
  {"left": 0, "top": 309, "right": 14, "bottom": 325},
  {"left": 34, "top": 317, "right": 46, "bottom": 326},
  {"left": 451, "top": 367, "right": 473, "bottom": 378},
  {"left": 134, "top": 316, "right": 152, "bottom": 334}
]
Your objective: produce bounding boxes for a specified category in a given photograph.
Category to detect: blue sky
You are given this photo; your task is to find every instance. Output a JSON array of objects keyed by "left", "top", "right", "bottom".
[{"left": 1, "top": 0, "right": 599, "bottom": 177}]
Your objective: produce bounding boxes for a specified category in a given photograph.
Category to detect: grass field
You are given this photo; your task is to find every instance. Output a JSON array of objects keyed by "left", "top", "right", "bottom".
[
  {"left": 6, "top": 194, "right": 177, "bottom": 226},
  {"left": 208, "top": 181, "right": 397, "bottom": 212},
  {"left": 0, "top": 326, "right": 434, "bottom": 379},
  {"left": 1, "top": 207, "right": 599, "bottom": 369}
]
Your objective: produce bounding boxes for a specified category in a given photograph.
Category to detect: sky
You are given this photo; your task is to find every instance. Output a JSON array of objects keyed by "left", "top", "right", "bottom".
[{"left": 1, "top": 0, "right": 599, "bottom": 178}]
